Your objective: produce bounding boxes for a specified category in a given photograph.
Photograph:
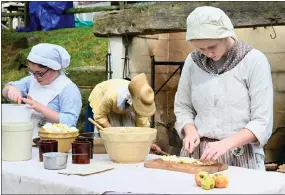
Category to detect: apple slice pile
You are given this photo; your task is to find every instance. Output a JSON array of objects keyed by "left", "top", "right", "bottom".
[
  {"left": 161, "top": 155, "right": 216, "bottom": 165},
  {"left": 194, "top": 171, "right": 229, "bottom": 190}
]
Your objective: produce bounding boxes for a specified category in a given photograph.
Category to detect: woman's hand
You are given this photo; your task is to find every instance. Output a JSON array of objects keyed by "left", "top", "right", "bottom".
[
  {"left": 21, "top": 93, "right": 44, "bottom": 113},
  {"left": 151, "top": 143, "right": 162, "bottom": 154},
  {"left": 183, "top": 124, "right": 200, "bottom": 153},
  {"left": 7, "top": 85, "right": 22, "bottom": 104},
  {"left": 200, "top": 128, "right": 256, "bottom": 162},
  {"left": 101, "top": 121, "right": 111, "bottom": 128},
  {"left": 200, "top": 140, "right": 232, "bottom": 161}
]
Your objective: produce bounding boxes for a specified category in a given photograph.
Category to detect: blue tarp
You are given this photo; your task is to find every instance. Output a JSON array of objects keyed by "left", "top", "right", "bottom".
[
  {"left": 75, "top": 17, "right": 93, "bottom": 27},
  {"left": 16, "top": 1, "right": 74, "bottom": 32}
]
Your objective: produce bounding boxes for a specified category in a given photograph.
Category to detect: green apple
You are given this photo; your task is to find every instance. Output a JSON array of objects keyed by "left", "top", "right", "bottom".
[
  {"left": 194, "top": 171, "right": 210, "bottom": 187},
  {"left": 201, "top": 175, "right": 215, "bottom": 190}
]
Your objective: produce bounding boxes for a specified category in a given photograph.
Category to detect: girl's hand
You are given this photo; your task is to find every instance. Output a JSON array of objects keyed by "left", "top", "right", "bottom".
[
  {"left": 7, "top": 86, "right": 22, "bottom": 104},
  {"left": 21, "top": 92, "right": 44, "bottom": 113}
]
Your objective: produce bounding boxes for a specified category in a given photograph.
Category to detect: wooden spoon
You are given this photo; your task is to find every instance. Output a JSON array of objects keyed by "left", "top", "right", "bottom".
[
  {"left": 88, "top": 117, "right": 104, "bottom": 131},
  {"left": 159, "top": 150, "right": 171, "bottom": 156}
]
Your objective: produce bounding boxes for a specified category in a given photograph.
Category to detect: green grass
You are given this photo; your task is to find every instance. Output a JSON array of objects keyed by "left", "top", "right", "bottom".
[
  {"left": 1, "top": 26, "right": 108, "bottom": 85},
  {"left": 1, "top": 26, "right": 108, "bottom": 69}
]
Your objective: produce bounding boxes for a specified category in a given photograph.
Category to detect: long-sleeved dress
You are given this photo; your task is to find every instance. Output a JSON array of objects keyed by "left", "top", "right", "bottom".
[{"left": 174, "top": 49, "right": 273, "bottom": 169}]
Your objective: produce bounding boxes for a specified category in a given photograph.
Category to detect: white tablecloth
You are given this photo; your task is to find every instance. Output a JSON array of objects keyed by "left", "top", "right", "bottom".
[{"left": 2, "top": 148, "right": 285, "bottom": 194}]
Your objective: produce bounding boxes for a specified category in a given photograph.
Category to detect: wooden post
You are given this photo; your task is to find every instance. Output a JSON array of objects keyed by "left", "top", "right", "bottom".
[
  {"left": 24, "top": 2, "right": 29, "bottom": 27},
  {"left": 119, "top": 1, "right": 125, "bottom": 10},
  {"left": 8, "top": 16, "right": 13, "bottom": 30}
]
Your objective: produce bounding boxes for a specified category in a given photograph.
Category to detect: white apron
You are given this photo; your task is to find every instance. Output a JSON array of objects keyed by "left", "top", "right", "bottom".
[{"left": 28, "top": 75, "right": 72, "bottom": 138}]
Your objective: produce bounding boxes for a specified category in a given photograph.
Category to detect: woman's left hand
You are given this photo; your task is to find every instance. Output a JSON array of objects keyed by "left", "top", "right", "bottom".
[
  {"left": 200, "top": 140, "right": 232, "bottom": 162},
  {"left": 21, "top": 93, "right": 43, "bottom": 113}
]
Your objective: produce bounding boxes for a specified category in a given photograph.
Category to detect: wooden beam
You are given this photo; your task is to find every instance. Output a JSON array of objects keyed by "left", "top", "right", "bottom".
[
  {"left": 65, "top": 5, "right": 120, "bottom": 14},
  {"left": 2, "top": 12, "right": 24, "bottom": 17},
  {"left": 93, "top": 2, "right": 285, "bottom": 37},
  {"left": 64, "top": 2, "right": 158, "bottom": 14}
]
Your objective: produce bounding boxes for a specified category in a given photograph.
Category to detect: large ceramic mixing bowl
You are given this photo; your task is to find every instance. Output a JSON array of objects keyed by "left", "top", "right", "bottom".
[{"left": 100, "top": 127, "right": 157, "bottom": 163}]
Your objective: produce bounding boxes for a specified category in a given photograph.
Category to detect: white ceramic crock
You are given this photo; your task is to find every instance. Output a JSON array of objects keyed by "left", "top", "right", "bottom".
[{"left": 2, "top": 122, "right": 33, "bottom": 161}]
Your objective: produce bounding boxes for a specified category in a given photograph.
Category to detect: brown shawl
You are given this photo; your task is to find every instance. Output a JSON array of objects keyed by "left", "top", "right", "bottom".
[{"left": 191, "top": 40, "right": 253, "bottom": 75}]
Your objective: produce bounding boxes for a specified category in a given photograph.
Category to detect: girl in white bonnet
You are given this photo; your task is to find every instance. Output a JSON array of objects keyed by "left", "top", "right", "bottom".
[
  {"left": 174, "top": 6, "right": 273, "bottom": 169},
  {"left": 2, "top": 43, "right": 82, "bottom": 138}
]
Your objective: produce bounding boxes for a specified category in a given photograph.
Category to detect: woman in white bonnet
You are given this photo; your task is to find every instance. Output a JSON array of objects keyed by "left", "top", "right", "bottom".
[
  {"left": 174, "top": 6, "right": 273, "bottom": 169},
  {"left": 2, "top": 43, "right": 82, "bottom": 137}
]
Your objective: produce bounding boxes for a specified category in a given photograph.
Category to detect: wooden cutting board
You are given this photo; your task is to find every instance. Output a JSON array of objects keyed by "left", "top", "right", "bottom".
[{"left": 144, "top": 159, "right": 228, "bottom": 174}]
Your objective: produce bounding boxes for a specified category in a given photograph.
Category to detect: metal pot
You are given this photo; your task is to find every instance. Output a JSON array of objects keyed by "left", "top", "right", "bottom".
[{"left": 43, "top": 152, "right": 68, "bottom": 170}]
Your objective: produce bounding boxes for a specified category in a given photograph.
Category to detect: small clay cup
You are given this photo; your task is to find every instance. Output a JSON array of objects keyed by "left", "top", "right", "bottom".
[
  {"left": 76, "top": 132, "right": 100, "bottom": 159},
  {"left": 38, "top": 140, "right": 58, "bottom": 162},
  {"left": 72, "top": 140, "right": 90, "bottom": 164}
]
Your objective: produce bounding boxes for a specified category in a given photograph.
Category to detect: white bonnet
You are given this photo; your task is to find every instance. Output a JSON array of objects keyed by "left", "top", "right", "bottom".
[
  {"left": 27, "top": 43, "right": 70, "bottom": 70},
  {"left": 186, "top": 6, "right": 238, "bottom": 41}
]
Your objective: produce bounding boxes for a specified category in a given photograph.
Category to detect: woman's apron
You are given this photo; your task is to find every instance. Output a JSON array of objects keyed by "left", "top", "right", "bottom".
[
  {"left": 180, "top": 137, "right": 265, "bottom": 170},
  {"left": 28, "top": 75, "right": 72, "bottom": 138}
]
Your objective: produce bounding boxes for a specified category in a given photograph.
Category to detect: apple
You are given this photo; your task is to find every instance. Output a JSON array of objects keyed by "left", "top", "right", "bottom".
[
  {"left": 194, "top": 171, "right": 210, "bottom": 187},
  {"left": 213, "top": 174, "right": 229, "bottom": 188},
  {"left": 201, "top": 175, "right": 216, "bottom": 190}
]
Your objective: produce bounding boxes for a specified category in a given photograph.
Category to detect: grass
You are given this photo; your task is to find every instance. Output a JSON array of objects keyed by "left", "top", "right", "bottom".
[
  {"left": 2, "top": 26, "right": 108, "bottom": 69},
  {"left": 1, "top": 26, "right": 108, "bottom": 86}
]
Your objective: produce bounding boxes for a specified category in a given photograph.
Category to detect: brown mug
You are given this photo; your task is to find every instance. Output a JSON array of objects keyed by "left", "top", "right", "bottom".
[
  {"left": 72, "top": 140, "right": 90, "bottom": 164},
  {"left": 38, "top": 140, "right": 58, "bottom": 162},
  {"left": 76, "top": 132, "right": 99, "bottom": 159}
]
